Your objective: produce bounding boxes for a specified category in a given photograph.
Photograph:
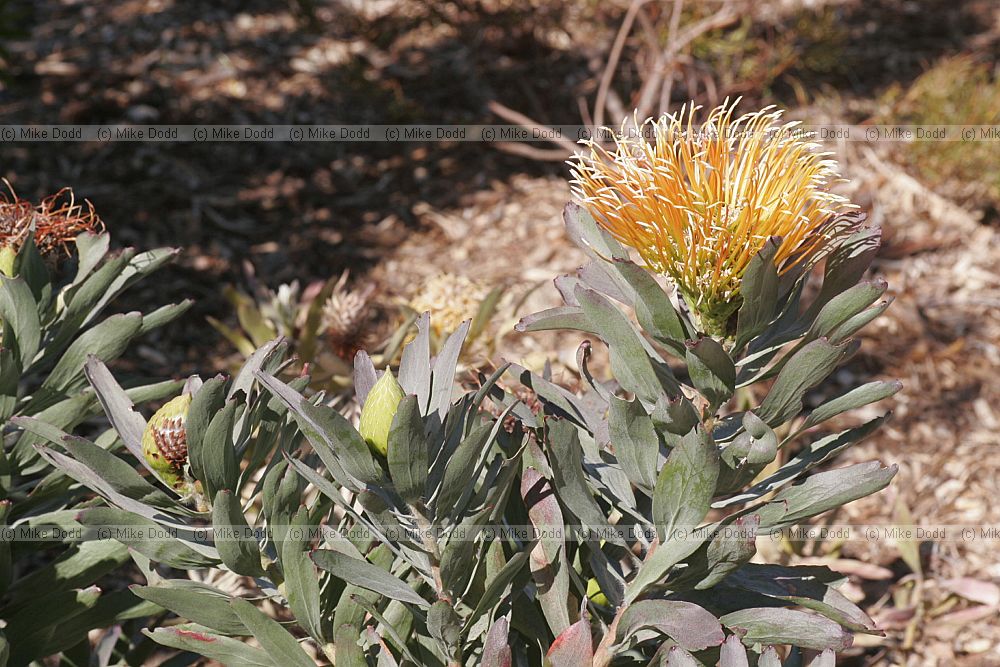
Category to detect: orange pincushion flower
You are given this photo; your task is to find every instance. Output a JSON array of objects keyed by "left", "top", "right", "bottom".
[
  {"left": 570, "top": 100, "right": 857, "bottom": 329},
  {"left": 0, "top": 180, "right": 103, "bottom": 259}
]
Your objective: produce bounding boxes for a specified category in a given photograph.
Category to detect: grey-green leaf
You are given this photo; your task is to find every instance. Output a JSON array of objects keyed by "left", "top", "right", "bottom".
[
  {"left": 281, "top": 508, "right": 325, "bottom": 642},
  {"left": 756, "top": 338, "right": 848, "bottom": 426},
  {"left": 387, "top": 395, "right": 427, "bottom": 503},
  {"left": 617, "top": 600, "right": 725, "bottom": 651},
  {"left": 212, "top": 490, "right": 264, "bottom": 577},
  {"left": 685, "top": 336, "right": 736, "bottom": 410},
  {"left": 186, "top": 375, "right": 228, "bottom": 489},
  {"left": 735, "top": 237, "right": 780, "bottom": 349},
  {"left": 807, "top": 279, "right": 887, "bottom": 340},
  {"left": 609, "top": 396, "right": 659, "bottom": 494},
  {"left": 130, "top": 581, "right": 246, "bottom": 635},
  {"left": 804, "top": 380, "right": 901, "bottom": 429},
  {"left": 230, "top": 598, "right": 316, "bottom": 667},
  {"left": 652, "top": 426, "right": 719, "bottom": 542},
  {"left": 576, "top": 285, "right": 680, "bottom": 402},
  {"left": 200, "top": 400, "right": 239, "bottom": 497},
  {"left": 611, "top": 259, "right": 689, "bottom": 352},
  {"left": 311, "top": 550, "right": 428, "bottom": 607},
  {"left": 257, "top": 371, "right": 382, "bottom": 489},
  {"left": 144, "top": 626, "right": 271, "bottom": 666},
  {"left": 720, "top": 607, "right": 853, "bottom": 651},
  {"left": 544, "top": 619, "right": 593, "bottom": 666},
  {"left": 0, "top": 274, "right": 41, "bottom": 370},
  {"left": 43, "top": 312, "right": 143, "bottom": 392}
]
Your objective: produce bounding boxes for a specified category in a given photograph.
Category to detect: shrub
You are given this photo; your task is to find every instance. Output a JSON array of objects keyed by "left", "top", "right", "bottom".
[
  {"left": 19, "top": 102, "right": 899, "bottom": 665},
  {"left": 0, "top": 186, "right": 189, "bottom": 664}
]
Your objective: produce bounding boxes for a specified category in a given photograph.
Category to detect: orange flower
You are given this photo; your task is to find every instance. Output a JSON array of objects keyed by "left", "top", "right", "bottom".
[{"left": 570, "top": 100, "right": 857, "bottom": 332}]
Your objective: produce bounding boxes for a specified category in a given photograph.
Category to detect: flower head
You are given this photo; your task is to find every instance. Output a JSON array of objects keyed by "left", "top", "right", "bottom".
[
  {"left": 570, "top": 100, "right": 857, "bottom": 331},
  {"left": 142, "top": 394, "right": 192, "bottom": 490},
  {"left": 322, "top": 274, "right": 375, "bottom": 360},
  {"left": 409, "top": 272, "right": 488, "bottom": 339},
  {"left": 0, "top": 181, "right": 103, "bottom": 259}
]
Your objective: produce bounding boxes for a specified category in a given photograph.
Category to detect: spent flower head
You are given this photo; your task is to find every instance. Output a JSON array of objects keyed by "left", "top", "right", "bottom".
[
  {"left": 322, "top": 275, "right": 375, "bottom": 359},
  {"left": 0, "top": 180, "right": 103, "bottom": 259},
  {"left": 570, "top": 99, "right": 858, "bottom": 332}
]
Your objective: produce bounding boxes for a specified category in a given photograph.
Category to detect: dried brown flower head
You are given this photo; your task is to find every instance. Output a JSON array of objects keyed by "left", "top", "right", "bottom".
[
  {"left": 323, "top": 275, "right": 375, "bottom": 360},
  {"left": 0, "top": 180, "right": 104, "bottom": 258}
]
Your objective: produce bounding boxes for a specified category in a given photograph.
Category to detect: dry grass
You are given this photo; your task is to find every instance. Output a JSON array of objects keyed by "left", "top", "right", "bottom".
[{"left": 878, "top": 55, "right": 1000, "bottom": 215}]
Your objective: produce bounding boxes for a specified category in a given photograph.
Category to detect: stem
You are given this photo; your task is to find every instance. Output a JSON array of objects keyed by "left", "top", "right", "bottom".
[
  {"left": 412, "top": 505, "right": 449, "bottom": 602},
  {"left": 592, "top": 606, "right": 624, "bottom": 667}
]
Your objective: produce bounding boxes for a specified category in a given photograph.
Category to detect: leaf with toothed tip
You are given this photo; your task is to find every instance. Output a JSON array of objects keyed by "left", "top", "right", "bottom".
[
  {"left": 721, "top": 607, "right": 854, "bottom": 651},
  {"left": 144, "top": 626, "right": 271, "bottom": 667},
  {"left": 130, "top": 581, "right": 246, "bottom": 635},
  {"left": 311, "top": 550, "right": 427, "bottom": 607},
  {"left": 652, "top": 426, "right": 718, "bottom": 544},
  {"left": 398, "top": 311, "right": 432, "bottom": 409},
  {"left": 720, "top": 634, "right": 749, "bottom": 667},
  {"left": 616, "top": 600, "right": 725, "bottom": 651},
  {"left": 685, "top": 335, "right": 736, "bottom": 410},
  {"left": 229, "top": 599, "right": 316, "bottom": 667},
  {"left": 545, "top": 619, "right": 592, "bottom": 666},
  {"left": 429, "top": 319, "right": 470, "bottom": 419}
]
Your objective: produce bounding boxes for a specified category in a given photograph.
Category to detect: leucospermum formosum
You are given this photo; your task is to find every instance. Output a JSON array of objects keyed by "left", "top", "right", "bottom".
[
  {"left": 517, "top": 102, "right": 897, "bottom": 662},
  {"left": 570, "top": 100, "right": 859, "bottom": 334}
]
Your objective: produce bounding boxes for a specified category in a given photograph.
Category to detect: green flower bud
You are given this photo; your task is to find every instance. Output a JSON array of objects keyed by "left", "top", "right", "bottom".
[
  {"left": 358, "top": 370, "right": 405, "bottom": 457},
  {"left": 142, "top": 394, "right": 192, "bottom": 490}
]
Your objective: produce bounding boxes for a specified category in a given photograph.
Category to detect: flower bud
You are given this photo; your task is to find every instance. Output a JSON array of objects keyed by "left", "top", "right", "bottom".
[
  {"left": 142, "top": 394, "right": 192, "bottom": 490},
  {"left": 358, "top": 370, "right": 405, "bottom": 457}
]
